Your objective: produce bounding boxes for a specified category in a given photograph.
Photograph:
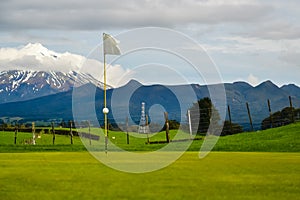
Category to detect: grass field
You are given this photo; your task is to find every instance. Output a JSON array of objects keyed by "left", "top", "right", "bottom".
[
  {"left": 0, "top": 152, "right": 299, "bottom": 200},
  {"left": 0, "top": 122, "right": 299, "bottom": 152},
  {"left": 0, "top": 123, "right": 299, "bottom": 199},
  {"left": 212, "top": 122, "right": 300, "bottom": 152}
]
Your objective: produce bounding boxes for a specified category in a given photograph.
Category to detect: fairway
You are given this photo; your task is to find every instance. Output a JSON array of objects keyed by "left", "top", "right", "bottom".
[{"left": 0, "top": 152, "right": 299, "bottom": 200}]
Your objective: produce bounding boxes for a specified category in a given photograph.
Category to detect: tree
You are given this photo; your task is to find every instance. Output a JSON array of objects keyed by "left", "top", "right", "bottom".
[
  {"left": 161, "top": 120, "right": 180, "bottom": 131},
  {"left": 261, "top": 107, "right": 300, "bottom": 130},
  {"left": 221, "top": 120, "right": 243, "bottom": 136},
  {"left": 60, "top": 119, "right": 67, "bottom": 128},
  {"left": 188, "top": 97, "right": 221, "bottom": 135}
]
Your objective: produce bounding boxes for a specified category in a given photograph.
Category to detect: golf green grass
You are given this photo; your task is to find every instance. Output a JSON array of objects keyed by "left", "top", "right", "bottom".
[{"left": 0, "top": 152, "right": 299, "bottom": 200}]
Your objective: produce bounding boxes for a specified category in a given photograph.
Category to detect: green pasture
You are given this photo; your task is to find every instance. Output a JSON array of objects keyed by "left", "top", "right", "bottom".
[
  {"left": 0, "top": 122, "right": 299, "bottom": 152},
  {"left": 0, "top": 152, "right": 299, "bottom": 200},
  {"left": 212, "top": 122, "right": 300, "bottom": 152}
]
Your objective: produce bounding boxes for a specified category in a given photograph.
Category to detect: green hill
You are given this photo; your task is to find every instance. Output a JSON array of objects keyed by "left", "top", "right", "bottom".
[
  {"left": 211, "top": 122, "right": 300, "bottom": 152},
  {"left": 0, "top": 122, "right": 299, "bottom": 152}
]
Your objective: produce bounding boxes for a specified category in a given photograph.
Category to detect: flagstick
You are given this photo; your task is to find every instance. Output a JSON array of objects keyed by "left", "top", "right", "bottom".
[
  {"left": 103, "top": 37, "right": 108, "bottom": 154},
  {"left": 102, "top": 32, "right": 120, "bottom": 154}
]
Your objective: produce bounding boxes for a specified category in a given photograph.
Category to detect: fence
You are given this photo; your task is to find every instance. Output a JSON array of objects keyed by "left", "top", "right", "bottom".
[{"left": 0, "top": 95, "right": 299, "bottom": 145}]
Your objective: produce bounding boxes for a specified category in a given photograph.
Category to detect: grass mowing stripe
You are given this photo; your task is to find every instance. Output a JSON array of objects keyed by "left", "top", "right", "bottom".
[{"left": 0, "top": 152, "right": 299, "bottom": 200}]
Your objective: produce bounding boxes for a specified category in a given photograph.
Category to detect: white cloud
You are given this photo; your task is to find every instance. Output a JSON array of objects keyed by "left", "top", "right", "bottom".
[
  {"left": 0, "top": 0, "right": 273, "bottom": 31},
  {"left": 0, "top": 0, "right": 300, "bottom": 87},
  {"left": 0, "top": 43, "right": 129, "bottom": 87},
  {"left": 244, "top": 20, "right": 300, "bottom": 40},
  {"left": 204, "top": 36, "right": 284, "bottom": 54},
  {"left": 0, "top": 43, "right": 84, "bottom": 72},
  {"left": 279, "top": 50, "right": 300, "bottom": 66},
  {"left": 247, "top": 73, "right": 259, "bottom": 86}
]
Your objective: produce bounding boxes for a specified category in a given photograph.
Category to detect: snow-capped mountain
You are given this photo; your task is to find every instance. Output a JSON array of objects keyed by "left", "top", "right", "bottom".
[
  {"left": 0, "top": 43, "right": 130, "bottom": 89},
  {"left": 0, "top": 43, "right": 85, "bottom": 72},
  {"left": 0, "top": 69, "right": 106, "bottom": 103},
  {"left": 0, "top": 43, "right": 116, "bottom": 103}
]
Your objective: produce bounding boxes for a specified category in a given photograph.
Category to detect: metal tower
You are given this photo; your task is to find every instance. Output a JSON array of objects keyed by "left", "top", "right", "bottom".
[{"left": 138, "top": 102, "right": 150, "bottom": 134}]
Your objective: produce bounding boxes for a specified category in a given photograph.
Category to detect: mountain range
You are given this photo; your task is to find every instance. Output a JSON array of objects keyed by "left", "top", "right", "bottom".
[
  {"left": 0, "top": 43, "right": 299, "bottom": 130},
  {"left": 0, "top": 77, "right": 299, "bottom": 130}
]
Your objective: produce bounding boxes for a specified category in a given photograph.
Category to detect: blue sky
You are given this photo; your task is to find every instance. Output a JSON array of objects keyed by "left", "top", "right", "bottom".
[{"left": 0, "top": 0, "right": 299, "bottom": 87}]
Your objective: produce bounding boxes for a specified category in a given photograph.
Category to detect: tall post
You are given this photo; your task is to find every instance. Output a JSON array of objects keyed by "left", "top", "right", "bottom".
[
  {"left": 88, "top": 121, "right": 91, "bottom": 145},
  {"left": 69, "top": 120, "right": 73, "bottom": 145},
  {"left": 102, "top": 33, "right": 120, "bottom": 153},
  {"left": 32, "top": 122, "right": 36, "bottom": 145},
  {"left": 103, "top": 35, "right": 108, "bottom": 154},
  {"left": 187, "top": 110, "right": 192, "bottom": 139},
  {"left": 164, "top": 112, "right": 170, "bottom": 143},
  {"left": 246, "top": 102, "right": 254, "bottom": 132},
  {"left": 126, "top": 117, "right": 129, "bottom": 144},
  {"left": 146, "top": 115, "right": 150, "bottom": 144},
  {"left": 52, "top": 121, "right": 55, "bottom": 145},
  {"left": 267, "top": 99, "right": 273, "bottom": 128},
  {"left": 14, "top": 123, "right": 18, "bottom": 145},
  {"left": 138, "top": 102, "right": 149, "bottom": 134},
  {"left": 289, "top": 96, "right": 294, "bottom": 123},
  {"left": 227, "top": 105, "right": 233, "bottom": 133}
]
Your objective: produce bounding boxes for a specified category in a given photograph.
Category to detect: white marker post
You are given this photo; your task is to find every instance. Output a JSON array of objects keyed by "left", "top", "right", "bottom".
[
  {"left": 32, "top": 122, "right": 35, "bottom": 145},
  {"left": 188, "top": 110, "right": 192, "bottom": 139}
]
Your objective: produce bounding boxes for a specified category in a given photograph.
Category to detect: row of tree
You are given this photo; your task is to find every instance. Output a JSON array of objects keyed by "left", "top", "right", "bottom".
[
  {"left": 188, "top": 97, "right": 243, "bottom": 136},
  {"left": 1, "top": 97, "right": 296, "bottom": 136},
  {"left": 189, "top": 97, "right": 299, "bottom": 135},
  {"left": 261, "top": 107, "right": 300, "bottom": 130}
]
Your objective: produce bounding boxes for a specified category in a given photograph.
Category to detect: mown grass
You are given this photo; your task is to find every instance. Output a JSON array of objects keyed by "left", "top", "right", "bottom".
[
  {"left": 0, "top": 122, "right": 299, "bottom": 152},
  {"left": 0, "top": 124, "right": 299, "bottom": 199},
  {"left": 0, "top": 152, "right": 299, "bottom": 200}
]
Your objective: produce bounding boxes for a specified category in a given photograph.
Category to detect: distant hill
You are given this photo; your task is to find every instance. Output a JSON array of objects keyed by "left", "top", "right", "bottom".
[
  {"left": 0, "top": 80, "right": 299, "bottom": 130},
  {"left": 281, "top": 84, "right": 300, "bottom": 99}
]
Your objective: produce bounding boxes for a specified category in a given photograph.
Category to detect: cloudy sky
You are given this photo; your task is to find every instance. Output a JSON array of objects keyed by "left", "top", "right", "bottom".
[{"left": 0, "top": 0, "right": 299, "bottom": 87}]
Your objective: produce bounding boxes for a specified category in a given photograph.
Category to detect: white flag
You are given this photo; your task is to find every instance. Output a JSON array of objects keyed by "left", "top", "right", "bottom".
[{"left": 103, "top": 33, "right": 121, "bottom": 55}]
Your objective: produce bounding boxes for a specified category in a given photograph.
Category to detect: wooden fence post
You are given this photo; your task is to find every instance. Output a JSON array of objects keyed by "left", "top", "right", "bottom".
[
  {"left": 52, "top": 122, "right": 55, "bottom": 145},
  {"left": 32, "top": 122, "right": 36, "bottom": 145},
  {"left": 126, "top": 117, "right": 129, "bottom": 144},
  {"left": 146, "top": 115, "right": 150, "bottom": 144},
  {"left": 69, "top": 120, "right": 73, "bottom": 145},
  {"left": 227, "top": 105, "right": 233, "bottom": 133},
  {"left": 246, "top": 102, "right": 254, "bottom": 132},
  {"left": 14, "top": 124, "right": 18, "bottom": 145},
  {"left": 267, "top": 99, "right": 273, "bottom": 128},
  {"left": 164, "top": 112, "right": 170, "bottom": 143},
  {"left": 88, "top": 121, "right": 91, "bottom": 145},
  {"left": 289, "top": 96, "right": 295, "bottom": 123}
]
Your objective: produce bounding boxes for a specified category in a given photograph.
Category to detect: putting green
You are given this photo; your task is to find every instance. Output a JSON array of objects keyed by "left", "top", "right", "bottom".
[{"left": 0, "top": 152, "right": 299, "bottom": 199}]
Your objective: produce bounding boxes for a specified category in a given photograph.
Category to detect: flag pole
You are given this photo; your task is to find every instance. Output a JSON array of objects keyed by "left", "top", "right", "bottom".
[
  {"left": 103, "top": 33, "right": 108, "bottom": 154},
  {"left": 102, "top": 32, "right": 120, "bottom": 154}
]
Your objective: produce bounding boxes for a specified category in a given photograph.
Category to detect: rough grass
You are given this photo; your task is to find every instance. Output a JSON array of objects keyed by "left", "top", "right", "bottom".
[
  {"left": 0, "top": 122, "right": 299, "bottom": 152},
  {"left": 0, "top": 152, "right": 299, "bottom": 200},
  {"left": 211, "top": 122, "right": 300, "bottom": 152}
]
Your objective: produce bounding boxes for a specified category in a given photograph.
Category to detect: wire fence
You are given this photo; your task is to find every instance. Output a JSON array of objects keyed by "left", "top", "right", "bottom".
[
  {"left": 93, "top": 95, "right": 300, "bottom": 136},
  {"left": 0, "top": 95, "right": 299, "bottom": 146}
]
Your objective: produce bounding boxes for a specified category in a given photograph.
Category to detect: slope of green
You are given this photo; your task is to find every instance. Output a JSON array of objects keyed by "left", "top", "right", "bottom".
[
  {"left": 0, "top": 152, "right": 299, "bottom": 200},
  {"left": 212, "top": 122, "right": 300, "bottom": 152},
  {"left": 0, "top": 122, "right": 299, "bottom": 152}
]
